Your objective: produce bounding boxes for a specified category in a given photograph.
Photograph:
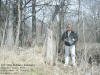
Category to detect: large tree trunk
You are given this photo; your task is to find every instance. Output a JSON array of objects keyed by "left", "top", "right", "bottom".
[
  {"left": 13, "top": 0, "right": 18, "bottom": 44},
  {"left": 6, "top": 0, "right": 14, "bottom": 46},
  {"left": 15, "top": 0, "right": 22, "bottom": 46},
  {"left": 44, "top": 5, "right": 59, "bottom": 66},
  {"left": 57, "top": 0, "right": 65, "bottom": 53},
  {"left": 44, "top": 11, "right": 57, "bottom": 66},
  {"left": 45, "top": 28, "right": 56, "bottom": 65}
]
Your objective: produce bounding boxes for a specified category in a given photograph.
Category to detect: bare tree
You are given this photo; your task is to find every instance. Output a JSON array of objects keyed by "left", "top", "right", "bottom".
[
  {"left": 32, "top": 0, "right": 36, "bottom": 39},
  {"left": 1, "top": 15, "right": 8, "bottom": 46},
  {"left": 15, "top": 0, "right": 22, "bottom": 47},
  {"left": 0, "top": 0, "right": 1, "bottom": 11},
  {"left": 45, "top": 0, "right": 67, "bottom": 65},
  {"left": 77, "top": 0, "right": 80, "bottom": 34},
  {"left": 6, "top": 0, "right": 14, "bottom": 46}
]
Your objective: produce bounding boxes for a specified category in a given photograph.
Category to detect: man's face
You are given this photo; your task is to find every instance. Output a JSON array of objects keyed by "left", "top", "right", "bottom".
[{"left": 67, "top": 25, "right": 71, "bottom": 31}]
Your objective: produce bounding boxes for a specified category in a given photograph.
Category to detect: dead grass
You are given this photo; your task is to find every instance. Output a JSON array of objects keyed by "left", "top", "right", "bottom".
[{"left": 0, "top": 44, "right": 100, "bottom": 75}]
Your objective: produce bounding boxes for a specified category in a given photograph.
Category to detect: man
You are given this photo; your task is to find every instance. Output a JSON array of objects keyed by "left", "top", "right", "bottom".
[{"left": 61, "top": 24, "right": 78, "bottom": 67}]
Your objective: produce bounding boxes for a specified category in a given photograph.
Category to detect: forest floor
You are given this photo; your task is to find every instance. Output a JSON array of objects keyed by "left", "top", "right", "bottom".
[{"left": 0, "top": 43, "right": 100, "bottom": 75}]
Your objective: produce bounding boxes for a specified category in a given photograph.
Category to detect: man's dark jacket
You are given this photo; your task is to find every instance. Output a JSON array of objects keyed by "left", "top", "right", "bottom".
[{"left": 61, "top": 30, "right": 78, "bottom": 46}]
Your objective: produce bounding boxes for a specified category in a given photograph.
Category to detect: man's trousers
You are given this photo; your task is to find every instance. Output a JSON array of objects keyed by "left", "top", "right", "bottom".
[{"left": 65, "top": 45, "right": 76, "bottom": 65}]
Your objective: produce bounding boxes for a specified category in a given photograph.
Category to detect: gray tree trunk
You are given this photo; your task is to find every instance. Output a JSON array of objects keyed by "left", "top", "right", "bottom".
[
  {"left": 6, "top": 0, "right": 14, "bottom": 46},
  {"left": 13, "top": 0, "right": 18, "bottom": 44},
  {"left": 15, "top": 0, "right": 22, "bottom": 47},
  {"left": 0, "top": 0, "right": 1, "bottom": 22},
  {"left": 45, "top": 29, "right": 56, "bottom": 65},
  {"left": 1, "top": 15, "right": 8, "bottom": 46},
  {"left": 44, "top": 9, "right": 57, "bottom": 66},
  {"left": 57, "top": 0, "right": 65, "bottom": 52},
  {"left": 77, "top": 0, "right": 80, "bottom": 34},
  {"left": 0, "top": 0, "right": 1, "bottom": 11},
  {"left": 32, "top": 0, "right": 36, "bottom": 39}
]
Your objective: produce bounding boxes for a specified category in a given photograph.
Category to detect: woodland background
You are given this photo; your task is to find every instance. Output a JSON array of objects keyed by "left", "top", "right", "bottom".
[{"left": 0, "top": 0, "right": 100, "bottom": 75}]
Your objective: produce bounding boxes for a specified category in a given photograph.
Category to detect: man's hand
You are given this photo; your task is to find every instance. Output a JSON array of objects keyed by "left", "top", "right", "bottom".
[
  {"left": 72, "top": 38, "right": 75, "bottom": 41},
  {"left": 64, "top": 39, "right": 67, "bottom": 42}
]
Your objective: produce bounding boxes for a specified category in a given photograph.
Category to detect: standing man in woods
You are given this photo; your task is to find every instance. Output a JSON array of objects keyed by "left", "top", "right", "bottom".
[{"left": 61, "top": 24, "right": 78, "bottom": 67}]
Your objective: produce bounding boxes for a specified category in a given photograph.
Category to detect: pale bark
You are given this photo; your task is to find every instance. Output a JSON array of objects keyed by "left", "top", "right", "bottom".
[
  {"left": 15, "top": 0, "right": 21, "bottom": 46},
  {"left": 45, "top": 29, "right": 56, "bottom": 65},
  {"left": 1, "top": 15, "right": 8, "bottom": 46},
  {"left": 6, "top": 0, "right": 14, "bottom": 46}
]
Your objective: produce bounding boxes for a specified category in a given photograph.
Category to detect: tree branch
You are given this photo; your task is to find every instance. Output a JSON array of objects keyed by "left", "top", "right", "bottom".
[{"left": 24, "top": 0, "right": 31, "bottom": 7}]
